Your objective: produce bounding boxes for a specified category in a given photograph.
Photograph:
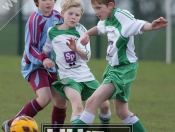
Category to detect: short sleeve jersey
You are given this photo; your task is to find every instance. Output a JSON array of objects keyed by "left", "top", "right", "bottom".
[
  {"left": 43, "top": 23, "right": 95, "bottom": 82},
  {"left": 97, "top": 8, "right": 147, "bottom": 66}
]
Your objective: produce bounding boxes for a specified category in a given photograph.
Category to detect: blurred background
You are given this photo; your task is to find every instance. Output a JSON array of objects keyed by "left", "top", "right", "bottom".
[
  {"left": 0, "top": 1, "right": 175, "bottom": 131},
  {"left": 0, "top": 0, "right": 175, "bottom": 62}
]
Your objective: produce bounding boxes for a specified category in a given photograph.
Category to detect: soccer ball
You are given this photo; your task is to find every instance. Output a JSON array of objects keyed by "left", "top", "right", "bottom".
[{"left": 10, "top": 116, "right": 38, "bottom": 132}]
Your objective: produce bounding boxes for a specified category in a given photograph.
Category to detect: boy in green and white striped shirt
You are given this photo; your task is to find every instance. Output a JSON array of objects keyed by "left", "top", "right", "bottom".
[{"left": 73, "top": 0, "right": 168, "bottom": 132}]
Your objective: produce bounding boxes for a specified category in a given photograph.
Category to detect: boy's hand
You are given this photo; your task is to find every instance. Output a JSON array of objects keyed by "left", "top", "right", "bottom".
[
  {"left": 43, "top": 58, "right": 55, "bottom": 68},
  {"left": 80, "top": 33, "right": 89, "bottom": 45},
  {"left": 66, "top": 38, "right": 77, "bottom": 51},
  {"left": 151, "top": 17, "right": 168, "bottom": 30}
]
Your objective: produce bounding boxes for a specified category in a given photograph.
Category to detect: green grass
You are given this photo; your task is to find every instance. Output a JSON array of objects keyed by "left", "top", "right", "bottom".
[{"left": 0, "top": 55, "right": 175, "bottom": 132}]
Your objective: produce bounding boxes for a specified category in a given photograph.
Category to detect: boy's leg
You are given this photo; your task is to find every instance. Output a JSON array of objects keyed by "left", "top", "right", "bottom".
[
  {"left": 51, "top": 106, "right": 66, "bottom": 132},
  {"left": 98, "top": 107, "right": 111, "bottom": 132},
  {"left": 5, "top": 69, "right": 52, "bottom": 128},
  {"left": 49, "top": 72, "right": 67, "bottom": 132},
  {"left": 64, "top": 87, "right": 84, "bottom": 123},
  {"left": 8, "top": 99, "right": 43, "bottom": 126},
  {"left": 122, "top": 113, "right": 146, "bottom": 132},
  {"left": 72, "top": 111, "right": 95, "bottom": 132},
  {"left": 51, "top": 86, "right": 67, "bottom": 125},
  {"left": 98, "top": 101, "right": 111, "bottom": 124},
  {"left": 113, "top": 99, "right": 146, "bottom": 132},
  {"left": 73, "top": 84, "right": 115, "bottom": 131},
  {"left": 70, "top": 115, "right": 81, "bottom": 124},
  {"left": 51, "top": 106, "right": 66, "bottom": 125},
  {"left": 8, "top": 86, "right": 53, "bottom": 127},
  {"left": 83, "top": 80, "right": 111, "bottom": 125}
]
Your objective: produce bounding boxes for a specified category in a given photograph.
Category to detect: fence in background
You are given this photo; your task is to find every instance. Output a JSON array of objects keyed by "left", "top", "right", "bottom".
[{"left": 0, "top": 0, "right": 174, "bottom": 62}]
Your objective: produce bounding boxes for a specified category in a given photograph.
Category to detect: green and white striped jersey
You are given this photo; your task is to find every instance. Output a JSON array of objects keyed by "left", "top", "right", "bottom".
[
  {"left": 97, "top": 8, "right": 147, "bottom": 66},
  {"left": 43, "top": 23, "right": 95, "bottom": 82}
]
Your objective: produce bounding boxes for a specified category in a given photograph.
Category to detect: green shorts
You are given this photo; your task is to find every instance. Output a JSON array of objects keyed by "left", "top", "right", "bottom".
[
  {"left": 52, "top": 78, "right": 100, "bottom": 101},
  {"left": 102, "top": 62, "right": 138, "bottom": 102}
]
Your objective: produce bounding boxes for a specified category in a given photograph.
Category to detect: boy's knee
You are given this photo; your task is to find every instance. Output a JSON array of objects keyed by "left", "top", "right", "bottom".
[
  {"left": 43, "top": 96, "right": 52, "bottom": 104},
  {"left": 114, "top": 108, "right": 130, "bottom": 119},
  {"left": 99, "top": 101, "right": 110, "bottom": 113},
  {"left": 53, "top": 95, "right": 67, "bottom": 108},
  {"left": 37, "top": 95, "right": 52, "bottom": 107}
]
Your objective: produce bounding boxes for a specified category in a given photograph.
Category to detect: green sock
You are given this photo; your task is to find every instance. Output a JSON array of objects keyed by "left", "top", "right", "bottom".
[
  {"left": 98, "top": 110, "right": 111, "bottom": 125},
  {"left": 122, "top": 113, "right": 146, "bottom": 132},
  {"left": 133, "top": 120, "right": 146, "bottom": 132},
  {"left": 72, "top": 111, "right": 95, "bottom": 132},
  {"left": 72, "top": 119, "right": 89, "bottom": 132},
  {"left": 99, "top": 116, "right": 110, "bottom": 124},
  {"left": 70, "top": 115, "right": 80, "bottom": 124},
  {"left": 75, "top": 119, "right": 86, "bottom": 125}
]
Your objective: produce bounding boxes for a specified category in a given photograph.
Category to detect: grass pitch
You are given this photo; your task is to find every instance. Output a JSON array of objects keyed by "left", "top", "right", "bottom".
[{"left": 0, "top": 55, "right": 175, "bottom": 132}]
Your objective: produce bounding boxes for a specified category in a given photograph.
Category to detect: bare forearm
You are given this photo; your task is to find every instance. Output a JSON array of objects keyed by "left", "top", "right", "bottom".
[
  {"left": 141, "top": 17, "right": 168, "bottom": 32},
  {"left": 141, "top": 22, "right": 152, "bottom": 32},
  {"left": 75, "top": 49, "right": 88, "bottom": 60},
  {"left": 86, "top": 26, "right": 98, "bottom": 36}
]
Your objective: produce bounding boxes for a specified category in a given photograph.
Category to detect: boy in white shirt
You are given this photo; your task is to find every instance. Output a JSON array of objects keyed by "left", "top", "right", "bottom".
[{"left": 43, "top": 0, "right": 111, "bottom": 126}]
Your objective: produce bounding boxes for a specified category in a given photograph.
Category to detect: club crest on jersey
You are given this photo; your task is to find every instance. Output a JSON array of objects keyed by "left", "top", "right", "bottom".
[{"left": 61, "top": 78, "right": 67, "bottom": 84}]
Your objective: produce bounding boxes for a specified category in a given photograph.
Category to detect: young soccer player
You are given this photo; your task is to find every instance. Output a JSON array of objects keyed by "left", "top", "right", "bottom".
[
  {"left": 2, "top": 0, "right": 67, "bottom": 132},
  {"left": 73, "top": 0, "right": 168, "bottom": 132},
  {"left": 42, "top": 0, "right": 111, "bottom": 126}
]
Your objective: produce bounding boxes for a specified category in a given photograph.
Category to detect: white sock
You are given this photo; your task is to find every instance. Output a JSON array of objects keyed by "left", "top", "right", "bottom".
[
  {"left": 98, "top": 109, "right": 111, "bottom": 119},
  {"left": 122, "top": 113, "right": 139, "bottom": 124},
  {"left": 98, "top": 109, "right": 111, "bottom": 124},
  {"left": 79, "top": 111, "right": 95, "bottom": 125},
  {"left": 70, "top": 115, "right": 81, "bottom": 124}
]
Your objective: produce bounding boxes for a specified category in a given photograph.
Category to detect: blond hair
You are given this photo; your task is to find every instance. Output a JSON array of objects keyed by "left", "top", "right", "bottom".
[{"left": 61, "top": 0, "right": 84, "bottom": 14}]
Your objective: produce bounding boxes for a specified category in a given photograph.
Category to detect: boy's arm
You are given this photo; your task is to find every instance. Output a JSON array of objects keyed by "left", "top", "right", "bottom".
[
  {"left": 85, "top": 26, "right": 99, "bottom": 36},
  {"left": 67, "top": 38, "right": 89, "bottom": 60},
  {"left": 75, "top": 48, "right": 89, "bottom": 60},
  {"left": 141, "top": 17, "right": 167, "bottom": 32},
  {"left": 80, "top": 26, "right": 98, "bottom": 45},
  {"left": 42, "top": 31, "right": 55, "bottom": 68},
  {"left": 25, "top": 15, "right": 49, "bottom": 65},
  {"left": 71, "top": 24, "right": 91, "bottom": 61},
  {"left": 77, "top": 39, "right": 91, "bottom": 61}
]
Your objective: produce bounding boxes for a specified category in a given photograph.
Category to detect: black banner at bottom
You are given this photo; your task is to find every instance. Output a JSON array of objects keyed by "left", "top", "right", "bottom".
[{"left": 41, "top": 124, "right": 133, "bottom": 132}]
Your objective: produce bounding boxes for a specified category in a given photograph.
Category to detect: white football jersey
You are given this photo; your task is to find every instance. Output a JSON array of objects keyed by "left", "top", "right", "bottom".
[
  {"left": 43, "top": 23, "right": 95, "bottom": 82},
  {"left": 97, "top": 8, "right": 147, "bottom": 66}
]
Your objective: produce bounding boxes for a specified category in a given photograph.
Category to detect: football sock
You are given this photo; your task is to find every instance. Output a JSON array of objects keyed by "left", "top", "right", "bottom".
[
  {"left": 98, "top": 109, "right": 111, "bottom": 124},
  {"left": 52, "top": 106, "right": 66, "bottom": 125},
  {"left": 70, "top": 115, "right": 80, "bottom": 124},
  {"left": 8, "top": 99, "right": 43, "bottom": 126},
  {"left": 72, "top": 111, "right": 95, "bottom": 132},
  {"left": 72, "top": 120, "right": 88, "bottom": 132},
  {"left": 133, "top": 120, "right": 146, "bottom": 132},
  {"left": 51, "top": 106, "right": 66, "bottom": 132},
  {"left": 79, "top": 111, "right": 95, "bottom": 124},
  {"left": 122, "top": 113, "right": 146, "bottom": 132}
]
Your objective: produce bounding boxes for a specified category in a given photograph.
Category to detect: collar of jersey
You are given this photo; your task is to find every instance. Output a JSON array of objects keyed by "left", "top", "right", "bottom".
[{"left": 106, "top": 7, "right": 117, "bottom": 22}]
